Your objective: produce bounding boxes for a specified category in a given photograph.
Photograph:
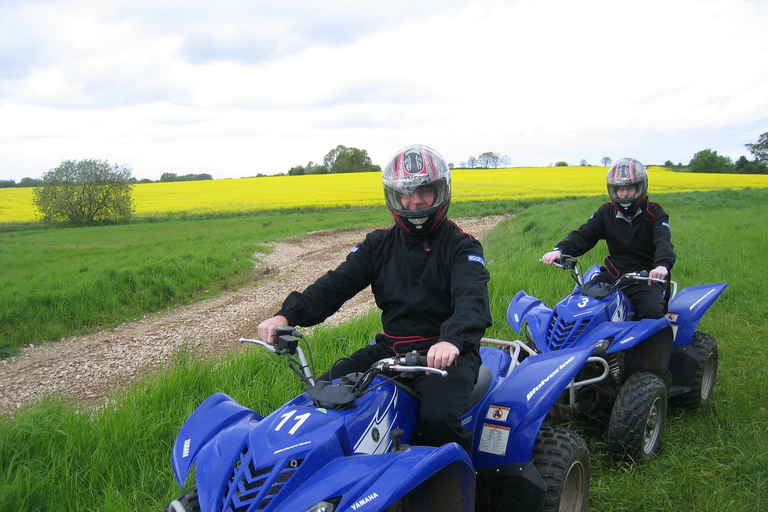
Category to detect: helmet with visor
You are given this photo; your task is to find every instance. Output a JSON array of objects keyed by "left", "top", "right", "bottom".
[
  {"left": 607, "top": 157, "right": 648, "bottom": 214},
  {"left": 383, "top": 144, "right": 451, "bottom": 234}
]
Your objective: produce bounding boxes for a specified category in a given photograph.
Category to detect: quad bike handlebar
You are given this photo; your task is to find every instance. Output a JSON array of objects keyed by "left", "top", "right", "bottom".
[
  {"left": 240, "top": 328, "right": 447, "bottom": 409},
  {"left": 554, "top": 255, "right": 678, "bottom": 299}
]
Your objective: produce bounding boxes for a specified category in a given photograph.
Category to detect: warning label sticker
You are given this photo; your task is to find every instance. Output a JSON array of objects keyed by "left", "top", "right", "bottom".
[
  {"left": 478, "top": 423, "right": 510, "bottom": 456},
  {"left": 486, "top": 405, "right": 510, "bottom": 422}
]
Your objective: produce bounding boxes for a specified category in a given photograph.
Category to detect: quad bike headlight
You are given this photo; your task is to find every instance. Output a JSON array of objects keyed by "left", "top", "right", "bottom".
[
  {"left": 524, "top": 323, "right": 534, "bottom": 345},
  {"left": 303, "top": 497, "right": 341, "bottom": 512},
  {"left": 592, "top": 338, "right": 612, "bottom": 354}
]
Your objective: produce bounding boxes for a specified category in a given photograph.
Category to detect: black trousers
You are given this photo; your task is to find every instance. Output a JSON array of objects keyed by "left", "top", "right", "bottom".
[
  {"left": 323, "top": 341, "right": 480, "bottom": 453},
  {"left": 592, "top": 271, "right": 667, "bottom": 320},
  {"left": 622, "top": 280, "right": 667, "bottom": 320}
]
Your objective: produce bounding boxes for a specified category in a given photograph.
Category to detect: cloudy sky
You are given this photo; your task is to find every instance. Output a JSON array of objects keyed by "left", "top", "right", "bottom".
[{"left": 1, "top": 0, "right": 767, "bottom": 182}]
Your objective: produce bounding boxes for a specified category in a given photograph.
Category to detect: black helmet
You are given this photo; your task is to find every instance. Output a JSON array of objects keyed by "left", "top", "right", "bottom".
[
  {"left": 607, "top": 158, "right": 648, "bottom": 213},
  {"left": 383, "top": 144, "right": 451, "bottom": 234}
]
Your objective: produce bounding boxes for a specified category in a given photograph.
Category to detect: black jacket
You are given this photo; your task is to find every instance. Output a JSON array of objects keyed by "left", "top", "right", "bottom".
[
  {"left": 276, "top": 220, "right": 492, "bottom": 354},
  {"left": 555, "top": 198, "right": 676, "bottom": 279}
]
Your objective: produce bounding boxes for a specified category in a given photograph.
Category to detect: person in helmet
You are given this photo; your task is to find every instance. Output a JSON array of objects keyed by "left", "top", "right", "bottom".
[
  {"left": 258, "top": 144, "right": 492, "bottom": 453},
  {"left": 541, "top": 157, "right": 676, "bottom": 320},
  {"left": 541, "top": 158, "right": 676, "bottom": 387}
]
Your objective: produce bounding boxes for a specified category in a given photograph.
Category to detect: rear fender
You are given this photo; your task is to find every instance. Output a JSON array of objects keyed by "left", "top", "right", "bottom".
[
  {"left": 276, "top": 444, "right": 474, "bottom": 511},
  {"left": 667, "top": 283, "right": 727, "bottom": 344},
  {"left": 171, "top": 393, "right": 262, "bottom": 487},
  {"left": 506, "top": 291, "right": 547, "bottom": 332},
  {"left": 473, "top": 346, "right": 594, "bottom": 466}
]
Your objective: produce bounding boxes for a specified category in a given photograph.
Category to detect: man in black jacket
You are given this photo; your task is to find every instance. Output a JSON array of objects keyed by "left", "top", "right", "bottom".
[
  {"left": 541, "top": 157, "right": 675, "bottom": 320},
  {"left": 258, "top": 144, "right": 492, "bottom": 453},
  {"left": 541, "top": 158, "right": 677, "bottom": 385}
]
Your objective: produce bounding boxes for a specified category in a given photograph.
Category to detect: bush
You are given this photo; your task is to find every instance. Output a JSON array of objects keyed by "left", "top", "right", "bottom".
[
  {"left": 33, "top": 159, "right": 135, "bottom": 225},
  {"left": 688, "top": 149, "right": 734, "bottom": 173}
]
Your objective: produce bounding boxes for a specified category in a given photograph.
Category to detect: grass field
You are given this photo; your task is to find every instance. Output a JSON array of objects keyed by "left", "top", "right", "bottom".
[{"left": 0, "top": 188, "right": 766, "bottom": 511}]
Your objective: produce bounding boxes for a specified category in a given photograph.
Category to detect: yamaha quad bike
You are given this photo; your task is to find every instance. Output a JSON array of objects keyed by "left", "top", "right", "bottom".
[
  {"left": 507, "top": 255, "right": 727, "bottom": 463},
  {"left": 164, "top": 326, "right": 593, "bottom": 512}
]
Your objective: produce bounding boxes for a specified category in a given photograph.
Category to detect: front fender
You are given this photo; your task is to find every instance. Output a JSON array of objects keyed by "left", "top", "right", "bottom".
[
  {"left": 576, "top": 317, "right": 672, "bottom": 354},
  {"left": 667, "top": 283, "right": 727, "bottom": 344},
  {"left": 171, "top": 393, "right": 262, "bottom": 488},
  {"left": 474, "top": 346, "right": 594, "bottom": 467},
  {"left": 277, "top": 444, "right": 474, "bottom": 511},
  {"left": 506, "top": 290, "right": 548, "bottom": 333}
]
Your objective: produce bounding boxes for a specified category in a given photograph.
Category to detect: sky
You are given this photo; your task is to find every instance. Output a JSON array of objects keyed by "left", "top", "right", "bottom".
[{"left": 1, "top": 0, "right": 767, "bottom": 182}]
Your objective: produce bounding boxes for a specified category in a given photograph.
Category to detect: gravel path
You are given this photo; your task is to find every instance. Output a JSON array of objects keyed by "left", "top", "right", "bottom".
[{"left": 0, "top": 216, "right": 504, "bottom": 415}]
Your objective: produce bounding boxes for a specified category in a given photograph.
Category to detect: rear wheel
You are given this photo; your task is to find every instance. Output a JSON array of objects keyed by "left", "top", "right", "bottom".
[
  {"left": 163, "top": 491, "right": 200, "bottom": 512},
  {"left": 607, "top": 372, "right": 667, "bottom": 463},
  {"left": 675, "top": 332, "right": 718, "bottom": 410},
  {"left": 531, "top": 426, "right": 590, "bottom": 512}
]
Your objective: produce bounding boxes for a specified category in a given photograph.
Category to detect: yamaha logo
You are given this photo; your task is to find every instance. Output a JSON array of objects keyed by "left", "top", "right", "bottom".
[{"left": 371, "top": 427, "right": 380, "bottom": 443}]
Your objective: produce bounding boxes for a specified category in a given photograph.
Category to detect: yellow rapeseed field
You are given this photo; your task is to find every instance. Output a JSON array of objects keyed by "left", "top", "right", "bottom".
[{"left": 2, "top": 167, "right": 768, "bottom": 223}]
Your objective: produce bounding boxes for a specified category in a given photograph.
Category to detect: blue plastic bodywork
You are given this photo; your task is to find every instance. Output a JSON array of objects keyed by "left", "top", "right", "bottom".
[
  {"left": 508, "top": 281, "right": 726, "bottom": 354},
  {"left": 170, "top": 339, "right": 591, "bottom": 511}
]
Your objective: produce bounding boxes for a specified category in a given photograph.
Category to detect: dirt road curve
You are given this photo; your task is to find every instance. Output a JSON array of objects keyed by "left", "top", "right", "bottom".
[{"left": 0, "top": 216, "right": 504, "bottom": 414}]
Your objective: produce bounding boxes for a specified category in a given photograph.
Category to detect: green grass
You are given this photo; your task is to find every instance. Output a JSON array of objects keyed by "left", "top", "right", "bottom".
[
  {"left": 1, "top": 190, "right": 766, "bottom": 511},
  {"left": 0, "top": 207, "right": 391, "bottom": 356}
]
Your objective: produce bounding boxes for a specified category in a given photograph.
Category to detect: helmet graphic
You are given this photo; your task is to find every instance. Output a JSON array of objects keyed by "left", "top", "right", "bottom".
[
  {"left": 607, "top": 158, "right": 648, "bottom": 213},
  {"left": 383, "top": 144, "right": 451, "bottom": 234}
]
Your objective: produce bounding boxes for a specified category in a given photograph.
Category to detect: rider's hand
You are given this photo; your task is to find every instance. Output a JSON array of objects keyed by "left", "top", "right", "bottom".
[
  {"left": 427, "top": 341, "right": 460, "bottom": 371},
  {"left": 257, "top": 315, "right": 289, "bottom": 345},
  {"left": 541, "top": 250, "right": 562, "bottom": 265},
  {"left": 649, "top": 265, "right": 668, "bottom": 283}
]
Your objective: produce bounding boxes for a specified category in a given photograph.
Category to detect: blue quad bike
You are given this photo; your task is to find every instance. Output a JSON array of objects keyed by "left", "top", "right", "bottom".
[
  {"left": 507, "top": 255, "right": 727, "bottom": 463},
  {"left": 164, "top": 326, "right": 593, "bottom": 512}
]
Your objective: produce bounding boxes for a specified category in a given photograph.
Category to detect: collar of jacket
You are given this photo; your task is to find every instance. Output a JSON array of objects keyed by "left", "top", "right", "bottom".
[{"left": 398, "top": 221, "right": 445, "bottom": 251}]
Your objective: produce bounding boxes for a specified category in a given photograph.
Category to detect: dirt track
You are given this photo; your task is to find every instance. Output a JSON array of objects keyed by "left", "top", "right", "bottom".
[{"left": 0, "top": 216, "right": 504, "bottom": 415}]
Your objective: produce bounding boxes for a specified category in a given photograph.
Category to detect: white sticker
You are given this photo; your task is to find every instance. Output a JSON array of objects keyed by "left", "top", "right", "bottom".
[
  {"left": 486, "top": 405, "right": 510, "bottom": 422},
  {"left": 478, "top": 423, "right": 510, "bottom": 456}
]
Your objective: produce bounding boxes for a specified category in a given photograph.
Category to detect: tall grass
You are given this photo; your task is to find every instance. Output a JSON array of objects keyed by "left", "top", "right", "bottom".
[{"left": 1, "top": 190, "right": 766, "bottom": 511}]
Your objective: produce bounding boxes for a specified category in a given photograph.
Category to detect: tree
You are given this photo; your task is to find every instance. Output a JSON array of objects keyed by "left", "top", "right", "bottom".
[
  {"left": 734, "top": 156, "right": 768, "bottom": 174},
  {"left": 323, "top": 145, "right": 380, "bottom": 173},
  {"left": 477, "top": 151, "right": 500, "bottom": 168},
  {"left": 745, "top": 131, "right": 768, "bottom": 164},
  {"left": 33, "top": 159, "right": 134, "bottom": 225},
  {"left": 688, "top": 149, "right": 734, "bottom": 174},
  {"left": 323, "top": 145, "right": 348, "bottom": 172},
  {"left": 601, "top": 157, "right": 612, "bottom": 166}
]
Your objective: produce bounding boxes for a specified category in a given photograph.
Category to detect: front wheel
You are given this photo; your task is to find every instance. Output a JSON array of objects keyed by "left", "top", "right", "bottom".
[
  {"left": 163, "top": 491, "right": 200, "bottom": 512},
  {"left": 531, "top": 426, "right": 590, "bottom": 512},
  {"left": 674, "top": 331, "right": 718, "bottom": 410},
  {"left": 607, "top": 372, "right": 667, "bottom": 463}
]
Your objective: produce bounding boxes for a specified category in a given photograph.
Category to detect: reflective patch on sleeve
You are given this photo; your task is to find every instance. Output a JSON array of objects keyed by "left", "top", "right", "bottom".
[
  {"left": 351, "top": 246, "right": 359, "bottom": 253},
  {"left": 662, "top": 221, "right": 670, "bottom": 229},
  {"left": 468, "top": 254, "right": 485, "bottom": 266}
]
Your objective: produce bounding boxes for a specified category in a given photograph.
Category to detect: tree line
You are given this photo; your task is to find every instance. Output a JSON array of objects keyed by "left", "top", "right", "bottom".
[
  {"left": 457, "top": 131, "right": 767, "bottom": 173},
  {"left": 0, "top": 171, "right": 213, "bottom": 188},
  {"left": 677, "top": 131, "right": 767, "bottom": 174},
  {"left": 287, "top": 144, "right": 380, "bottom": 175}
]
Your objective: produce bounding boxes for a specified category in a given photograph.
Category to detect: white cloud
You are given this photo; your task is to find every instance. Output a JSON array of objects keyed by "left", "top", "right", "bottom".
[{"left": 1, "top": 0, "right": 767, "bottom": 182}]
